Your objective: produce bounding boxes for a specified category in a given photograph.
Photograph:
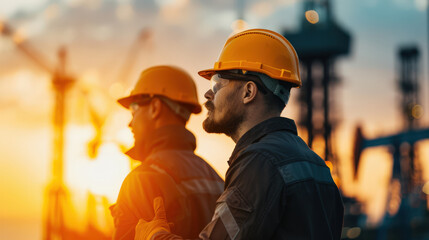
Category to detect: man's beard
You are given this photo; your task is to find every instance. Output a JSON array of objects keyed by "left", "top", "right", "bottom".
[{"left": 203, "top": 98, "right": 244, "bottom": 137}]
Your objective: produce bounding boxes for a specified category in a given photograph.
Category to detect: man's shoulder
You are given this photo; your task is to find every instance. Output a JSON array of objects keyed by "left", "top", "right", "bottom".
[
  {"left": 121, "top": 161, "right": 177, "bottom": 188},
  {"left": 242, "top": 130, "right": 325, "bottom": 166},
  {"left": 128, "top": 162, "right": 159, "bottom": 175},
  {"left": 147, "top": 150, "right": 223, "bottom": 182},
  {"left": 146, "top": 149, "right": 204, "bottom": 167}
]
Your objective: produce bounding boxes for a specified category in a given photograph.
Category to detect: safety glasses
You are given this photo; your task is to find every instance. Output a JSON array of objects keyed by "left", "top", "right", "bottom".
[
  {"left": 129, "top": 97, "right": 152, "bottom": 115},
  {"left": 210, "top": 74, "right": 231, "bottom": 94},
  {"left": 210, "top": 71, "right": 268, "bottom": 95}
]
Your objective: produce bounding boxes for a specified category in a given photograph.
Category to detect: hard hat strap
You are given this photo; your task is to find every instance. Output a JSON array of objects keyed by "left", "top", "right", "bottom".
[{"left": 159, "top": 96, "right": 191, "bottom": 121}]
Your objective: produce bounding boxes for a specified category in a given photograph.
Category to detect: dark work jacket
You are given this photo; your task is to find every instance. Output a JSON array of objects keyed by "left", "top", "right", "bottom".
[
  {"left": 110, "top": 125, "right": 224, "bottom": 240},
  {"left": 155, "top": 117, "right": 344, "bottom": 240}
]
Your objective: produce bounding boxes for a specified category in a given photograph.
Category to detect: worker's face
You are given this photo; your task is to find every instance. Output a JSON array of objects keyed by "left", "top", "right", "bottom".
[
  {"left": 128, "top": 98, "right": 154, "bottom": 148},
  {"left": 203, "top": 74, "right": 245, "bottom": 137}
]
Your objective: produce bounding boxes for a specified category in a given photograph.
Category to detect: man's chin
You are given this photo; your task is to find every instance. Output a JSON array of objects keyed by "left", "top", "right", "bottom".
[{"left": 203, "top": 118, "right": 222, "bottom": 134}]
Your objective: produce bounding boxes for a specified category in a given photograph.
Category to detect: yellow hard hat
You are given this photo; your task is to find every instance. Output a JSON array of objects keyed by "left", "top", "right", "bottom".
[
  {"left": 118, "top": 65, "right": 202, "bottom": 113},
  {"left": 198, "top": 29, "right": 301, "bottom": 87}
]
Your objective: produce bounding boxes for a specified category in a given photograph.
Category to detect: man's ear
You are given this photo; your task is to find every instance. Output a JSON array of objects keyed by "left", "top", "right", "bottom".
[
  {"left": 149, "top": 98, "right": 162, "bottom": 119},
  {"left": 243, "top": 81, "right": 258, "bottom": 104}
]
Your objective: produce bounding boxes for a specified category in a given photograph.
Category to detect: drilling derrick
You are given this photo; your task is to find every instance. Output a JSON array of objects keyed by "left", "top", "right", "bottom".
[
  {"left": 396, "top": 46, "right": 426, "bottom": 227},
  {"left": 283, "top": 0, "right": 351, "bottom": 164},
  {"left": 351, "top": 46, "right": 429, "bottom": 239},
  {"left": 398, "top": 47, "right": 421, "bottom": 130}
]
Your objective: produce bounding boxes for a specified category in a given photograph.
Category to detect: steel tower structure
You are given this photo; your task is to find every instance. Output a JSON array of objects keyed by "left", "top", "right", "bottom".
[
  {"left": 1, "top": 21, "right": 74, "bottom": 240},
  {"left": 283, "top": 0, "right": 351, "bottom": 163}
]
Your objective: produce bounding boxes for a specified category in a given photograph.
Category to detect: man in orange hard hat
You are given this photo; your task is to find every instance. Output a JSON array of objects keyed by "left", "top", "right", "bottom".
[
  {"left": 134, "top": 29, "right": 344, "bottom": 240},
  {"left": 110, "top": 65, "right": 224, "bottom": 240}
]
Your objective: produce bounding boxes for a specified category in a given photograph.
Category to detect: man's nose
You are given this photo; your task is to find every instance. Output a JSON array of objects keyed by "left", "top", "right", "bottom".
[
  {"left": 128, "top": 118, "right": 133, "bottom": 128},
  {"left": 204, "top": 89, "right": 214, "bottom": 100}
]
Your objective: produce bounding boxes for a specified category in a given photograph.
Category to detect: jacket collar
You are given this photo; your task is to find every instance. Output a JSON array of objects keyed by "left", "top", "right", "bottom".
[
  {"left": 126, "top": 125, "right": 196, "bottom": 161},
  {"left": 228, "top": 117, "right": 297, "bottom": 165}
]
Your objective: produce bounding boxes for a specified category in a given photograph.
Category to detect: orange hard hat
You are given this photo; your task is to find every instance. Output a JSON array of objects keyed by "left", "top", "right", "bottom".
[
  {"left": 118, "top": 65, "right": 201, "bottom": 113},
  {"left": 198, "top": 29, "right": 301, "bottom": 87}
]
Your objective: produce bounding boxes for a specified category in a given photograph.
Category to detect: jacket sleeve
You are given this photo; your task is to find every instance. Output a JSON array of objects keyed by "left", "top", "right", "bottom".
[
  {"left": 111, "top": 168, "right": 177, "bottom": 240},
  {"left": 198, "top": 151, "right": 285, "bottom": 240},
  {"left": 151, "top": 151, "right": 283, "bottom": 240}
]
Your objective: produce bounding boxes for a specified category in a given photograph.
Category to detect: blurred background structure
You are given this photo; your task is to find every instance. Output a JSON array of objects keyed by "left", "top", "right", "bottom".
[{"left": 0, "top": 0, "right": 428, "bottom": 239}]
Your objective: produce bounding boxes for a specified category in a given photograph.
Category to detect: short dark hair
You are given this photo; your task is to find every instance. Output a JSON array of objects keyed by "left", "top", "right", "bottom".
[
  {"left": 246, "top": 74, "right": 292, "bottom": 114},
  {"left": 262, "top": 82, "right": 292, "bottom": 114}
]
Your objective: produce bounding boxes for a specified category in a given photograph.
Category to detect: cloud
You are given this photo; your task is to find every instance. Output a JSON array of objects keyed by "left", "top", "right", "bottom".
[{"left": 415, "top": 0, "right": 428, "bottom": 11}]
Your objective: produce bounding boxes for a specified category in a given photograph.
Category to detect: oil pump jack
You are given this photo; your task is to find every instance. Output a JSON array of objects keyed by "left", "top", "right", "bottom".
[{"left": 352, "top": 46, "right": 429, "bottom": 239}]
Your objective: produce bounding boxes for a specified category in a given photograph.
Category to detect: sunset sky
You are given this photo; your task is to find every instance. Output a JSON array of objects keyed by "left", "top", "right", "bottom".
[{"left": 0, "top": 0, "right": 428, "bottom": 239}]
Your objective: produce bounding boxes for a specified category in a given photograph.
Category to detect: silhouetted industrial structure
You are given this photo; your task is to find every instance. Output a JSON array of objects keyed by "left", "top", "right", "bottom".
[
  {"left": 351, "top": 45, "right": 429, "bottom": 240},
  {"left": 283, "top": 1, "right": 429, "bottom": 240},
  {"left": 283, "top": 0, "right": 351, "bottom": 163},
  {"left": 398, "top": 46, "right": 421, "bottom": 130},
  {"left": 45, "top": 47, "right": 74, "bottom": 240},
  {"left": 352, "top": 126, "right": 429, "bottom": 240},
  {"left": 0, "top": 21, "right": 110, "bottom": 240},
  {"left": 0, "top": 21, "right": 73, "bottom": 239}
]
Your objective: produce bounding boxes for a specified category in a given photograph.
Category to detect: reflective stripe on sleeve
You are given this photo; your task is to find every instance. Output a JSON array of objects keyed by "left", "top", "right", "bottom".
[
  {"left": 150, "top": 164, "right": 224, "bottom": 195},
  {"left": 179, "top": 179, "right": 224, "bottom": 195},
  {"left": 213, "top": 202, "right": 239, "bottom": 240},
  {"left": 279, "top": 161, "right": 334, "bottom": 185},
  {"left": 150, "top": 164, "right": 168, "bottom": 175}
]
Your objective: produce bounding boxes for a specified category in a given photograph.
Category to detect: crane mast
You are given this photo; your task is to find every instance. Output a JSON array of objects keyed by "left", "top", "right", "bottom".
[{"left": 1, "top": 21, "right": 74, "bottom": 240}]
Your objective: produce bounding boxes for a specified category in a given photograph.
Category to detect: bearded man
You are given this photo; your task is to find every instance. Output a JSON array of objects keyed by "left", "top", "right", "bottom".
[{"left": 134, "top": 29, "right": 344, "bottom": 240}]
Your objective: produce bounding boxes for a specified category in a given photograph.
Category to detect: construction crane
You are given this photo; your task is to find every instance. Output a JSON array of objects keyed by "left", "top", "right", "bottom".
[
  {"left": 0, "top": 20, "right": 110, "bottom": 240},
  {"left": 116, "top": 28, "right": 152, "bottom": 86},
  {"left": 0, "top": 21, "right": 73, "bottom": 240}
]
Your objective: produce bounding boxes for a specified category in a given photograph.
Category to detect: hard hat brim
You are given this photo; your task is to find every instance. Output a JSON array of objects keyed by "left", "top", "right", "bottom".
[
  {"left": 198, "top": 68, "right": 301, "bottom": 88},
  {"left": 198, "top": 69, "right": 216, "bottom": 80},
  {"left": 117, "top": 95, "right": 136, "bottom": 109}
]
